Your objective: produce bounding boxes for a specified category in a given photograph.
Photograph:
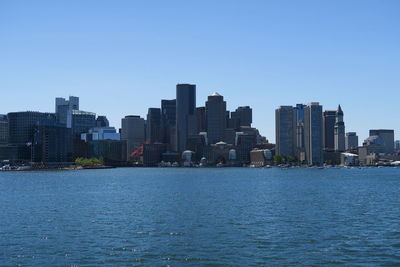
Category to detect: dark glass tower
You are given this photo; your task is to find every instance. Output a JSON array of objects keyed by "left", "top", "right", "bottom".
[
  {"left": 323, "top": 110, "right": 336, "bottom": 150},
  {"left": 161, "top": 99, "right": 176, "bottom": 148},
  {"left": 231, "top": 106, "right": 252, "bottom": 128},
  {"left": 176, "top": 84, "right": 196, "bottom": 152},
  {"left": 146, "top": 108, "right": 162, "bottom": 144},
  {"left": 8, "top": 111, "right": 56, "bottom": 145},
  {"left": 206, "top": 93, "right": 227, "bottom": 145}
]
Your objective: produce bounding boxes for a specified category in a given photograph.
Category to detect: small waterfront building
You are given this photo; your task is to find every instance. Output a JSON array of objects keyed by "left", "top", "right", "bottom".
[{"left": 341, "top": 152, "right": 359, "bottom": 166}]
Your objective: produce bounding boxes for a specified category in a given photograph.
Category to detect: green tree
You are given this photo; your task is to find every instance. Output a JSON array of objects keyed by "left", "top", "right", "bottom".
[
  {"left": 287, "top": 156, "right": 295, "bottom": 163},
  {"left": 75, "top": 157, "right": 104, "bottom": 167},
  {"left": 274, "top": 155, "right": 283, "bottom": 165}
]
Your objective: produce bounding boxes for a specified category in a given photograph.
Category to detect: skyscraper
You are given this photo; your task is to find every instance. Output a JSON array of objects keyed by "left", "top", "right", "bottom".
[
  {"left": 161, "top": 99, "right": 176, "bottom": 150},
  {"left": 196, "top": 107, "right": 206, "bottom": 133},
  {"left": 55, "top": 96, "right": 79, "bottom": 128},
  {"left": 231, "top": 106, "right": 252, "bottom": 128},
  {"left": 7, "top": 111, "right": 56, "bottom": 160},
  {"left": 294, "top": 104, "right": 305, "bottom": 160},
  {"left": 275, "top": 106, "right": 296, "bottom": 159},
  {"left": 304, "top": 102, "right": 324, "bottom": 165},
  {"left": 71, "top": 110, "right": 96, "bottom": 138},
  {"left": 345, "top": 132, "right": 358, "bottom": 151},
  {"left": 206, "top": 92, "right": 227, "bottom": 144},
  {"left": 96, "top": 116, "right": 109, "bottom": 127},
  {"left": 334, "top": 105, "right": 345, "bottom": 152},
  {"left": 0, "top": 115, "right": 8, "bottom": 144},
  {"left": 34, "top": 121, "right": 73, "bottom": 163},
  {"left": 176, "top": 84, "right": 196, "bottom": 152},
  {"left": 121, "top": 115, "right": 146, "bottom": 156},
  {"left": 146, "top": 108, "right": 162, "bottom": 144},
  {"left": 8, "top": 111, "right": 56, "bottom": 145},
  {"left": 323, "top": 110, "right": 336, "bottom": 150}
]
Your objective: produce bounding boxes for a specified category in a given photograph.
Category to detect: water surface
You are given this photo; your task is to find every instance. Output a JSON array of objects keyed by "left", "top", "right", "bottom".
[{"left": 1, "top": 168, "right": 400, "bottom": 266}]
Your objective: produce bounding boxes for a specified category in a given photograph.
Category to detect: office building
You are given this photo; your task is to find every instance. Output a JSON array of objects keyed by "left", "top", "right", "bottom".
[
  {"left": 8, "top": 111, "right": 56, "bottom": 145},
  {"left": 176, "top": 84, "right": 196, "bottom": 152},
  {"left": 55, "top": 96, "right": 79, "bottom": 128},
  {"left": 143, "top": 143, "right": 167, "bottom": 167},
  {"left": 395, "top": 140, "right": 400, "bottom": 151},
  {"left": 87, "top": 139, "right": 127, "bottom": 163},
  {"left": 345, "top": 132, "right": 358, "bottom": 151},
  {"left": 146, "top": 108, "right": 162, "bottom": 144},
  {"left": 304, "top": 102, "right": 324, "bottom": 165},
  {"left": 96, "top": 116, "right": 109, "bottom": 127},
  {"left": 369, "top": 129, "right": 394, "bottom": 154},
  {"left": 196, "top": 107, "right": 207, "bottom": 133},
  {"left": 235, "top": 132, "right": 257, "bottom": 164},
  {"left": 161, "top": 99, "right": 177, "bottom": 149},
  {"left": 323, "top": 110, "right": 336, "bottom": 150},
  {"left": 0, "top": 115, "right": 8, "bottom": 144},
  {"left": 275, "top": 106, "right": 296, "bottom": 158},
  {"left": 334, "top": 105, "right": 345, "bottom": 152},
  {"left": 71, "top": 110, "right": 96, "bottom": 138},
  {"left": 231, "top": 106, "right": 252, "bottom": 128},
  {"left": 33, "top": 121, "right": 73, "bottom": 163},
  {"left": 294, "top": 104, "right": 306, "bottom": 161},
  {"left": 206, "top": 92, "right": 227, "bottom": 144},
  {"left": 121, "top": 115, "right": 146, "bottom": 157},
  {"left": 81, "top": 127, "right": 120, "bottom": 142}
]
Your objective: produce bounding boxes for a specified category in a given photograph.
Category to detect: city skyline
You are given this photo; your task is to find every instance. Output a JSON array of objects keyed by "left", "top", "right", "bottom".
[
  {"left": 1, "top": 88, "right": 398, "bottom": 143},
  {"left": 1, "top": 0, "right": 400, "bottom": 142}
]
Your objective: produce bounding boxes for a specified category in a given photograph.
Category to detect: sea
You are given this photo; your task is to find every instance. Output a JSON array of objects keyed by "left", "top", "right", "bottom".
[{"left": 1, "top": 167, "right": 400, "bottom": 266}]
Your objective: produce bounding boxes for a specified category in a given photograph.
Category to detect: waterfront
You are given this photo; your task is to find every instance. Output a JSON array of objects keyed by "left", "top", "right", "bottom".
[{"left": 1, "top": 168, "right": 400, "bottom": 266}]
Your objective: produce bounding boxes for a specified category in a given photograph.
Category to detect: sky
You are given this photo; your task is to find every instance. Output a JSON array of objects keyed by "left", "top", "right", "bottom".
[{"left": 0, "top": 0, "right": 399, "bottom": 143}]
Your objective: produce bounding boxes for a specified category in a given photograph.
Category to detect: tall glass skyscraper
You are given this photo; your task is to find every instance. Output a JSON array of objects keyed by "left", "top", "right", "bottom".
[
  {"left": 304, "top": 103, "right": 324, "bottom": 165},
  {"left": 176, "top": 84, "right": 196, "bottom": 152},
  {"left": 206, "top": 93, "right": 227, "bottom": 145}
]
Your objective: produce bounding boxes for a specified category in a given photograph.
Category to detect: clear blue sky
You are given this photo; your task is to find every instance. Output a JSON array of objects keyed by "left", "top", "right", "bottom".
[{"left": 1, "top": 0, "right": 399, "bottom": 143}]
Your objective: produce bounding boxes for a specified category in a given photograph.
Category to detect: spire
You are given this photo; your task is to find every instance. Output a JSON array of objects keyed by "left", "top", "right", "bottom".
[{"left": 337, "top": 105, "right": 343, "bottom": 115}]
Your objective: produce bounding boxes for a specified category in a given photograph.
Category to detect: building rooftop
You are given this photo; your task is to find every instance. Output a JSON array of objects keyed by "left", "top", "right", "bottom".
[{"left": 210, "top": 92, "right": 221, "bottom": 97}]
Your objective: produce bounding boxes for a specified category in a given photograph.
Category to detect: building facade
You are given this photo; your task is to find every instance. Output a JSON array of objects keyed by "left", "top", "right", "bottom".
[
  {"left": 71, "top": 110, "right": 96, "bottom": 138},
  {"left": 369, "top": 129, "right": 394, "bottom": 154},
  {"left": 161, "top": 99, "right": 176, "bottom": 149},
  {"left": 196, "top": 107, "right": 207, "bottom": 133},
  {"left": 8, "top": 111, "right": 56, "bottom": 145},
  {"left": 146, "top": 108, "right": 162, "bottom": 144},
  {"left": 96, "top": 116, "right": 109, "bottom": 127},
  {"left": 0, "top": 115, "right": 8, "bottom": 144},
  {"left": 55, "top": 96, "right": 79, "bottom": 128},
  {"left": 323, "top": 110, "right": 336, "bottom": 150},
  {"left": 334, "top": 105, "right": 345, "bottom": 152},
  {"left": 304, "top": 102, "right": 324, "bottom": 165},
  {"left": 275, "top": 106, "right": 296, "bottom": 159},
  {"left": 231, "top": 106, "right": 252, "bottom": 128},
  {"left": 206, "top": 93, "right": 227, "bottom": 145},
  {"left": 345, "top": 132, "right": 358, "bottom": 151},
  {"left": 121, "top": 115, "right": 146, "bottom": 157},
  {"left": 176, "top": 84, "right": 196, "bottom": 152},
  {"left": 33, "top": 121, "right": 73, "bottom": 163}
]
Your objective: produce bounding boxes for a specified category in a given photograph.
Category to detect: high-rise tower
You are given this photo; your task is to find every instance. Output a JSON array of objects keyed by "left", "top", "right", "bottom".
[
  {"left": 334, "top": 105, "right": 345, "bottom": 152},
  {"left": 206, "top": 92, "right": 227, "bottom": 144},
  {"left": 275, "top": 106, "right": 296, "bottom": 159},
  {"left": 304, "top": 102, "right": 324, "bottom": 165},
  {"left": 176, "top": 84, "right": 196, "bottom": 152}
]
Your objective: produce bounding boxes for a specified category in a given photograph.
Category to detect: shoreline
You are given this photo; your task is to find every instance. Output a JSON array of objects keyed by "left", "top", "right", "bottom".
[{"left": 1, "top": 165, "right": 399, "bottom": 172}]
